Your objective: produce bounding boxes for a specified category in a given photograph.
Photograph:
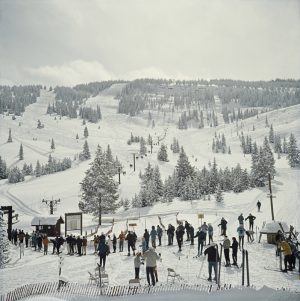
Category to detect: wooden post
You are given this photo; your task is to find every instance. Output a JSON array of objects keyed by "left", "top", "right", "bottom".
[
  {"left": 268, "top": 173, "right": 275, "bottom": 221},
  {"left": 118, "top": 167, "right": 121, "bottom": 184},
  {"left": 133, "top": 153, "right": 136, "bottom": 172}
]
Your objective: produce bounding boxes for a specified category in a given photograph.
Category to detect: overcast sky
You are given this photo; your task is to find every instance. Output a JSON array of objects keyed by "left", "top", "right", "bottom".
[{"left": 0, "top": 0, "right": 299, "bottom": 86}]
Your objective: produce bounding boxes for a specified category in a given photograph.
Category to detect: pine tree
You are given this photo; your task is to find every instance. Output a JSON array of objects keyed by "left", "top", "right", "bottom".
[
  {"left": 153, "top": 166, "right": 163, "bottom": 197},
  {"left": 105, "top": 144, "right": 114, "bottom": 162},
  {"left": 269, "top": 124, "right": 274, "bottom": 143},
  {"left": 215, "top": 184, "right": 223, "bottom": 202},
  {"left": 8, "top": 166, "right": 24, "bottom": 183},
  {"left": 51, "top": 138, "right": 55, "bottom": 150},
  {"left": 35, "top": 160, "right": 41, "bottom": 177},
  {"left": 0, "top": 156, "right": 8, "bottom": 179},
  {"left": 7, "top": 128, "right": 12, "bottom": 143},
  {"left": 163, "top": 175, "right": 176, "bottom": 202},
  {"left": 265, "top": 115, "right": 269, "bottom": 127},
  {"left": 0, "top": 210, "right": 10, "bottom": 268},
  {"left": 19, "top": 144, "right": 24, "bottom": 160},
  {"left": 287, "top": 133, "right": 300, "bottom": 167},
  {"left": 157, "top": 144, "right": 168, "bottom": 161},
  {"left": 79, "top": 140, "right": 91, "bottom": 161},
  {"left": 79, "top": 146, "right": 119, "bottom": 225},
  {"left": 140, "top": 137, "right": 147, "bottom": 155},
  {"left": 282, "top": 136, "right": 288, "bottom": 154},
  {"left": 84, "top": 126, "right": 89, "bottom": 138}
]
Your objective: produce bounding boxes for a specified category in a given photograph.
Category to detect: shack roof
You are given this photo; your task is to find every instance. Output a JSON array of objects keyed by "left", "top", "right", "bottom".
[
  {"left": 260, "top": 221, "right": 289, "bottom": 234},
  {"left": 31, "top": 216, "right": 64, "bottom": 226}
]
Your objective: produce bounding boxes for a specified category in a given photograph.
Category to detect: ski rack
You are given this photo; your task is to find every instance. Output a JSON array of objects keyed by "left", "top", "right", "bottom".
[{"left": 242, "top": 249, "right": 250, "bottom": 287}]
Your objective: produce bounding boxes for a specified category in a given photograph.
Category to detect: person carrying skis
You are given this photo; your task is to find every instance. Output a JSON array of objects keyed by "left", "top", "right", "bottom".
[
  {"left": 238, "top": 213, "right": 244, "bottom": 225},
  {"left": 157, "top": 225, "right": 163, "bottom": 246},
  {"left": 218, "top": 217, "right": 227, "bottom": 236},
  {"left": 167, "top": 224, "right": 175, "bottom": 245},
  {"left": 230, "top": 237, "right": 239, "bottom": 266},
  {"left": 223, "top": 236, "right": 231, "bottom": 266},
  {"left": 204, "top": 243, "right": 219, "bottom": 281},
  {"left": 237, "top": 224, "right": 246, "bottom": 250},
  {"left": 256, "top": 200, "right": 261, "bottom": 212},
  {"left": 208, "top": 223, "right": 214, "bottom": 244},
  {"left": 245, "top": 213, "right": 256, "bottom": 230},
  {"left": 176, "top": 223, "right": 185, "bottom": 252},
  {"left": 194, "top": 228, "right": 206, "bottom": 256}
]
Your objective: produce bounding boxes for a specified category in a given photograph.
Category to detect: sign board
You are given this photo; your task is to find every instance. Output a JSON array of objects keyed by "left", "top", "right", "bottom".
[
  {"left": 65, "top": 212, "right": 82, "bottom": 236},
  {"left": 198, "top": 213, "right": 204, "bottom": 219},
  {"left": 129, "top": 223, "right": 137, "bottom": 227}
]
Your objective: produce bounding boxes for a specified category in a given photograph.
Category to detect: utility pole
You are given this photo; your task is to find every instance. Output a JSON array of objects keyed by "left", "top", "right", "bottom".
[
  {"left": 133, "top": 153, "right": 136, "bottom": 172},
  {"left": 118, "top": 167, "right": 121, "bottom": 184},
  {"left": 268, "top": 173, "right": 275, "bottom": 221},
  {"left": 1, "top": 206, "right": 18, "bottom": 241},
  {"left": 150, "top": 140, "right": 153, "bottom": 154},
  {"left": 42, "top": 198, "right": 60, "bottom": 215}
]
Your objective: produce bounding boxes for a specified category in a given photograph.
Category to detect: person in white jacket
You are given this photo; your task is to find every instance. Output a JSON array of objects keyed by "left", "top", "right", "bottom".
[{"left": 143, "top": 247, "right": 161, "bottom": 286}]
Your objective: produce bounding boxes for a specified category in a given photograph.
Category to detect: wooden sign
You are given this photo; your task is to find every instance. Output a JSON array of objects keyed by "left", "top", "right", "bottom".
[
  {"left": 198, "top": 213, "right": 204, "bottom": 219},
  {"left": 129, "top": 223, "right": 137, "bottom": 227}
]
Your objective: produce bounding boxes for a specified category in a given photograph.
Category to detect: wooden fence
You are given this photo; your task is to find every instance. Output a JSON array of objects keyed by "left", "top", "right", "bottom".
[{"left": 0, "top": 282, "right": 234, "bottom": 301}]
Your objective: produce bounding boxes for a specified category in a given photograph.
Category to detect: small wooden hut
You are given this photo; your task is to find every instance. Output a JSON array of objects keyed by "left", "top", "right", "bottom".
[{"left": 31, "top": 216, "right": 64, "bottom": 237}]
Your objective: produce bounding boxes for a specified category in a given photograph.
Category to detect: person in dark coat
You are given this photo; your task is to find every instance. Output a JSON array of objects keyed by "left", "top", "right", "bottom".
[
  {"left": 194, "top": 228, "right": 206, "bottom": 256},
  {"left": 98, "top": 238, "right": 109, "bottom": 269},
  {"left": 256, "top": 200, "right": 261, "bottom": 212},
  {"left": 143, "top": 229, "right": 150, "bottom": 249},
  {"left": 25, "top": 232, "right": 30, "bottom": 248},
  {"left": 189, "top": 225, "right": 195, "bottom": 245},
  {"left": 167, "top": 224, "right": 175, "bottom": 245},
  {"left": 204, "top": 243, "right": 219, "bottom": 281},
  {"left": 112, "top": 234, "right": 117, "bottom": 253},
  {"left": 56, "top": 236, "right": 64, "bottom": 254},
  {"left": 185, "top": 221, "right": 191, "bottom": 241},
  {"left": 245, "top": 214, "right": 256, "bottom": 230},
  {"left": 218, "top": 218, "right": 227, "bottom": 236},
  {"left": 223, "top": 236, "right": 231, "bottom": 266},
  {"left": 126, "top": 231, "right": 136, "bottom": 256},
  {"left": 37, "top": 234, "right": 42, "bottom": 252},
  {"left": 230, "top": 237, "right": 239, "bottom": 266},
  {"left": 76, "top": 236, "right": 83, "bottom": 256},
  {"left": 82, "top": 236, "right": 87, "bottom": 255},
  {"left": 176, "top": 223, "right": 185, "bottom": 252},
  {"left": 157, "top": 225, "right": 163, "bottom": 246}
]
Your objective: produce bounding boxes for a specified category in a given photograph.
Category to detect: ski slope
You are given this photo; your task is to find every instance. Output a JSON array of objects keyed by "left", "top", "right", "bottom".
[{"left": 0, "top": 85, "right": 300, "bottom": 295}]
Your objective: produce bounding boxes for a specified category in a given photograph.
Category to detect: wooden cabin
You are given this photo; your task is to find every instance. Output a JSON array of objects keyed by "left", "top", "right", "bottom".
[
  {"left": 31, "top": 216, "right": 64, "bottom": 237},
  {"left": 258, "top": 221, "right": 289, "bottom": 244}
]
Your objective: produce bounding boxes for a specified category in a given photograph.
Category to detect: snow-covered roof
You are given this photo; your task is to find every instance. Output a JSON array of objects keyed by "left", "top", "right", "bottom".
[
  {"left": 31, "top": 216, "right": 63, "bottom": 226},
  {"left": 260, "top": 221, "right": 289, "bottom": 233}
]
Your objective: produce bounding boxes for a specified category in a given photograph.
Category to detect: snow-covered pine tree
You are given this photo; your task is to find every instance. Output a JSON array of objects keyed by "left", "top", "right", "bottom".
[
  {"left": 274, "top": 135, "right": 282, "bottom": 154},
  {"left": 35, "top": 160, "right": 42, "bottom": 177},
  {"left": 180, "top": 176, "right": 196, "bottom": 200},
  {"left": 175, "top": 147, "right": 194, "bottom": 196},
  {"left": 215, "top": 184, "right": 223, "bottom": 202},
  {"left": 282, "top": 136, "right": 288, "bottom": 154},
  {"left": 265, "top": 115, "right": 269, "bottom": 127},
  {"left": 83, "top": 126, "right": 89, "bottom": 138},
  {"left": 287, "top": 133, "right": 300, "bottom": 167},
  {"left": 157, "top": 144, "right": 168, "bottom": 161},
  {"left": 209, "top": 158, "right": 219, "bottom": 193},
  {"left": 8, "top": 166, "right": 24, "bottom": 183},
  {"left": 153, "top": 166, "right": 163, "bottom": 197},
  {"left": 163, "top": 174, "right": 176, "bottom": 202},
  {"left": 7, "top": 128, "right": 12, "bottom": 143},
  {"left": 51, "top": 138, "right": 55, "bottom": 150},
  {"left": 263, "top": 137, "right": 276, "bottom": 178},
  {"left": 105, "top": 144, "right": 114, "bottom": 162},
  {"left": 0, "top": 156, "right": 8, "bottom": 179},
  {"left": 269, "top": 124, "right": 274, "bottom": 143},
  {"left": 0, "top": 210, "right": 10, "bottom": 268},
  {"left": 147, "top": 134, "right": 153, "bottom": 146},
  {"left": 19, "top": 144, "right": 24, "bottom": 160},
  {"left": 79, "top": 140, "right": 91, "bottom": 161},
  {"left": 79, "top": 145, "right": 119, "bottom": 225},
  {"left": 140, "top": 137, "right": 147, "bottom": 155}
]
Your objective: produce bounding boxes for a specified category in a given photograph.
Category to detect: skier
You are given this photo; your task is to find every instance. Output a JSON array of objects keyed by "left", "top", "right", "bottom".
[
  {"left": 118, "top": 231, "right": 125, "bottom": 252},
  {"left": 176, "top": 223, "right": 185, "bottom": 252},
  {"left": 230, "top": 237, "right": 239, "bottom": 266},
  {"left": 150, "top": 226, "right": 157, "bottom": 248},
  {"left": 42, "top": 235, "right": 49, "bottom": 255},
  {"left": 185, "top": 221, "right": 191, "bottom": 241},
  {"left": 134, "top": 252, "right": 143, "bottom": 279},
  {"left": 275, "top": 230, "right": 283, "bottom": 256},
  {"left": 157, "top": 225, "right": 163, "bottom": 246},
  {"left": 237, "top": 224, "right": 246, "bottom": 250},
  {"left": 200, "top": 222, "right": 208, "bottom": 246},
  {"left": 238, "top": 213, "right": 244, "bottom": 225},
  {"left": 98, "top": 237, "right": 109, "bottom": 269},
  {"left": 256, "top": 200, "right": 261, "bottom": 212},
  {"left": 279, "top": 238, "right": 293, "bottom": 272},
  {"left": 126, "top": 231, "right": 136, "bottom": 256},
  {"left": 143, "top": 229, "right": 150, "bottom": 249},
  {"left": 204, "top": 243, "right": 219, "bottom": 281},
  {"left": 218, "top": 217, "right": 227, "bottom": 236},
  {"left": 223, "top": 236, "right": 231, "bottom": 266},
  {"left": 194, "top": 228, "right": 206, "bottom": 256},
  {"left": 245, "top": 213, "right": 256, "bottom": 230},
  {"left": 245, "top": 230, "right": 254, "bottom": 242},
  {"left": 112, "top": 234, "right": 117, "bottom": 253},
  {"left": 208, "top": 223, "right": 214, "bottom": 244},
  {"left": 143, "top": 247, "right": 161, "bottom": 286},
  {"left": 167, "top": 224, "right": 175, "bottom": 245}
]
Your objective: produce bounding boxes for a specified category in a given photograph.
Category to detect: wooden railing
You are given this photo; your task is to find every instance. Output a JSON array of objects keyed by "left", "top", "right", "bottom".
[{"left": 0, "top": 282, "right": 233, "bottom": 301}]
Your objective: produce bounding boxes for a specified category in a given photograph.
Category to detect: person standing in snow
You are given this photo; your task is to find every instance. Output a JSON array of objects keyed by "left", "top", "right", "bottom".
[
  {"left": 167, "top": 224, "right": 175, "bottom": 245},
  {"left": 157, "top": 225, "right": 163, "bottom": 246},
  {"left": 126, "top": 231, "right": 136, "bottom": 256},
  {"left": 76, "top": 236, "right": 83, "bottom": 256},
  {"left": 143, "top": 229, "right": 150, "bottom": 249},
  {"left": 279, "top": 238, "right": 293, "bottom": 272},
  {"left": 245, "top": 213, "right": 256, "bottom": 231},
  {"left": 237, "top": 224, "right": 246, "bottom": 250},
  {"left": 189, "top": 225, "right": 195, "bottom": 245},
  {"left": 238, "top": 213, "right": 244, "bottom": 225},
  {"left": 98, "top": 237, "right": 109, "bottom": 269},
  {"left": 112, "top": 234, "right": 117, "bottom": 253},
  {"left": 223, "top": 236, "right": 231, "bottom": 266},
  {"left": 218, "top": 218, "right": 227, "bottom": 236},
  {"left": 256, "top": 200, "right": 261, "bottom": 212},
  {"left": 185, "top": 221, "right": 191, "bottom": 241},
  {"left": 176, "top": 223, "right": 185, "bottom": 252},
  {"left": 143, "top": 248, "right": 161, "bottom": 286},
  {"left": 118, "top": 231, "right": 125, "bottom": 252},
  {"left": 42, "top": 235, "right": 49, "bottom": 255},
  {"left": 134, "top": 252, "right": 143, "bottom": 279},
  {"left": 82, "top": 236, "right": 87, "bottom": 255},
  {"left": 194, "top": 228, "right": 206, "bottom": 256},
  {"left": 150, "top": 226, "right": 157, "bottom": 248},
  {"left": 230, "top": 237, "right": 239, "bottom": 266},
  {"left": 25, "top": 232, "right": 30, "bottom": 248},
  {"left": 204, "top": 243, "right": 219, "bottom": 281},
  {"left": 208, "top": 224, "right": 214, "bottom": 244}
]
